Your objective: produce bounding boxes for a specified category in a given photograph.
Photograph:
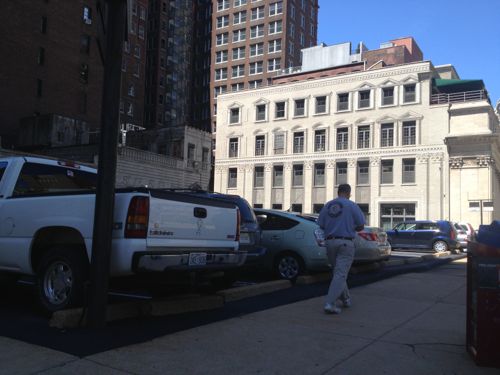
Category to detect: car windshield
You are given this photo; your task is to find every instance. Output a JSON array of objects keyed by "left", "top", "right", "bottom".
[{"left": 0, "top": 161, "right": 7, "bottom": 184}]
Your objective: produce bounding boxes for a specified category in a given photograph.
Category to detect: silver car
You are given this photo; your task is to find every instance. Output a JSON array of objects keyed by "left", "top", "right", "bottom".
[{"left": 254, "top": 209, "right": 391, "bottom": 280}]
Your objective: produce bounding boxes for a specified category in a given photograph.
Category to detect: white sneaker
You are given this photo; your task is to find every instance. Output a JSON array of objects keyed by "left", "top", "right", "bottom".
[
  {"left": 342, "top": 298, "right": 352, "bottom": 308},
  {"left": 324, "top": 303, "right": 341, "bottom": 314}
]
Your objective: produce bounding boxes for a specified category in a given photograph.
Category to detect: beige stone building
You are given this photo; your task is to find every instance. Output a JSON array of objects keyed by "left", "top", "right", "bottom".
[{"left": 214, "top": 38, "right": 500, "bottom": 229}]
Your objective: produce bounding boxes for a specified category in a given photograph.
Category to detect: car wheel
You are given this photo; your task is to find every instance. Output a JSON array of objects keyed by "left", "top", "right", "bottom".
[
  {"left": 36, "top": 246, "right": 88, "bottom": 314},
  {"left": 274, "top": 252, "right": 303, "bottom": 281},
  {"left": 432, "top": 240, "right": 448, "bottom": 253}
]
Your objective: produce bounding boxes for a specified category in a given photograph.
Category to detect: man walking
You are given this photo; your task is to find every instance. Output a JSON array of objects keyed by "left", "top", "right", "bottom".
[{"left": 318, "top": 184, "right": 365, "bottom": 314}]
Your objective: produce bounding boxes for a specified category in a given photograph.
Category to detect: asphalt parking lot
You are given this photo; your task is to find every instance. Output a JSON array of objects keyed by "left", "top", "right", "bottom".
[{"left": 0, "top": 251, "right": 465, "bottom": 357}]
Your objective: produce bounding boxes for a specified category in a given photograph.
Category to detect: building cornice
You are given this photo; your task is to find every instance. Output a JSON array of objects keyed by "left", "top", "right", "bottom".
[
  {"left": 217, "top": 62, "right": 432, "bottom": 102},
  {"left": 215, "top": 146, "right": 446, "bottom": 167}
]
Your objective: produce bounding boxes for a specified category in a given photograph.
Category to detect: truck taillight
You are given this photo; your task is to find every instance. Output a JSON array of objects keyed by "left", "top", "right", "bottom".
[
  {"left": 125, "top": 196, "right": 149, "bottom": 238},
  {"left": 235, "top": 209, "right": 241, "bottom": 242}
]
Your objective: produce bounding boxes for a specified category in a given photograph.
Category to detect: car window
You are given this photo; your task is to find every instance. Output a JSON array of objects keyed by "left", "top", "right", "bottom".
[
  {"left": 13, "top": 162, "right": 97, "bottom": 196},
  {"left": 416, "top": 223, "right": 438, "bottom": 230},
  {"left": 0, "top": 161, "right": 7, "bottom": 184},
  {"left": 395, "top": 223, "right": 416, "bottom": 230},
  {"left": 213, "top": 195, "right": 257, "bottom": 224},
  {"left": 259, "top": 213, "right": 299, "bottom": 230}
]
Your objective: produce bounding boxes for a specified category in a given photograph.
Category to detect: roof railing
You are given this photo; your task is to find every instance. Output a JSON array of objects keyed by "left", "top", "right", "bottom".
[{"left": 430, "top": 90, "right": 488, "bottom": 105}]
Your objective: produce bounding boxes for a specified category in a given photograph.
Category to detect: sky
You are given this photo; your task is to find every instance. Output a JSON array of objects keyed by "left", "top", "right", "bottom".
[{"left": 317, "top": 0, "right": 500, "bottom": 106}]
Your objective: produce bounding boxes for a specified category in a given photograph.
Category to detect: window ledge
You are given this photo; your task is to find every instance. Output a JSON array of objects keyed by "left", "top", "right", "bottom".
[
  {"left": 400, "top": 101, "right": 419, "bottom": 106},
  {"left": 292, "top": 115, "right": 307, "bottom": 119},
  {"left": 335, "top": 109, "right": 351, "bottom": 113},
  {"left": 380, "top": 103, "right": 396, "bottom": 108},
  {"left": 355, "top": 106, "right": 374, "bottom": 111},
  {"left": 313, "top": 112, "right": 329, "bottom": 116},
  {"left": 401, "top": 183, "right": 417, "bottom": 186},
  {"left": 380, "top": 184, "right": 395, "bottom": 186},
  {"left": 273, "top": 117, "right": 287, "bottom": 121}
]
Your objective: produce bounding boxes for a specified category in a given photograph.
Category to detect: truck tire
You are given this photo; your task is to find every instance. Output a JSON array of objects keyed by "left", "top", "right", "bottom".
[{"left": 36, "top": 246, "right": 88, "bottom": 314}]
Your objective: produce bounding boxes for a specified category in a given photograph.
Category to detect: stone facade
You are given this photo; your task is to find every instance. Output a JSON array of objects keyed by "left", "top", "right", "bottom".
[{"left": 214, "top": 60, "right": 500, "bottom": 229}]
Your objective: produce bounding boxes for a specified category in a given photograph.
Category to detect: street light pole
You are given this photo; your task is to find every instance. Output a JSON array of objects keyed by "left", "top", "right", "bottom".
[{"left": 86, "top": 0, "right": 127, "bottom": 328}]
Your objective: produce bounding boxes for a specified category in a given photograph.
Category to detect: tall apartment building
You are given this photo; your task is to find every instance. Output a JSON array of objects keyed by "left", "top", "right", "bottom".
[
  {"left": 210, "top": 0, "right": 319, "bottom": 134},
  {"left": 0, "top": 0, "right": 148, "bottom": 150},
  {"left": 214, "top": 37, "right": 500, "bottom": 229}
]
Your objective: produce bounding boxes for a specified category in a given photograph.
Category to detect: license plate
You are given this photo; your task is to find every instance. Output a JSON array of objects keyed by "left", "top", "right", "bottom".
[
  {"left": 188, "top": 253, "right": 207, "bottom": 266},
  {"left": 240, "top": 232, "right": 250, "bottom": 244}
]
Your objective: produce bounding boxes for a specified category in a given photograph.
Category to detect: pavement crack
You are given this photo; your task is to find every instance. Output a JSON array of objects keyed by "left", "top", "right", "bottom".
[
  {"left": 85, "top": 358, "right": 140, "bottom": 375},
  {"left": 31, "top": 358, "right": 80, "bottom": 374}
]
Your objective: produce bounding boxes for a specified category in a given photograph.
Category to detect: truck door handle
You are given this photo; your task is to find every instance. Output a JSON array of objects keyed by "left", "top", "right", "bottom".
[{"left": 194, "top": 207, "right": 207, "bottom": 218}]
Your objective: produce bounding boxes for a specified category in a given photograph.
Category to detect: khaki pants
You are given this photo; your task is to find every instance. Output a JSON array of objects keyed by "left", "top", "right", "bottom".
[{"left": 325, "top": 239, "right": 355, "bottom": 305}]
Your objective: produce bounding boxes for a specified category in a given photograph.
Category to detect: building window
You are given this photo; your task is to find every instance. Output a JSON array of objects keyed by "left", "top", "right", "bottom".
[
  {"left": 134, "top": 45, "right": 141, "bottom": 58},
  {"left": 268, "top": 39, "right": 282, "bottom": 53},
  {"left": 229, "top": 108, "right": 240, "bottom": 125},
  {"left": 357, "top": 160, "right": 369, "bottom": 185},
  {"left": 40, "top": 16, "right": 47, "bottom": 33},
  {"left": 214, "top": 85, "right": 227, "bottom": 97},
  {"left": 233, "top": 29, "right": 246, "bottom": 42},
  {"left": 250, "top": 43, "right": 264, "bottom": 56},
  {"left": 233, "top": 11, "right": 247, "bottom": 25},
  {"left": 232, "top": 64, "right": 245, "bottom": 78},
  {"left": 216, "top": 15, "right": 229, "bottom": 28},
  {"left": 250, "top": 24, "right": 264, "bottom": 39},
  {"left": 254, "top": 166, "right": 264, "bottom": 187},
  {"left": 216, "top": 32, "right": 229, "bottom": 45},
  {"left": 294, "top": 99, "right": 305, "bottom": 116},
  {"left": 234, "top": 0, "right": 247, "bottom": 7},
  {"left": 293, "top": 131, "right": 304, "bottom": 153},
  {"left": 83, "top": 6, "right": 92, "bottom": 24},
  {"left": 336, "top": 162, "right": 347, "bottom": 185},
  {"left": 37, "top": 47, "right": 45, "bottom": 65},
  {"left": 127, "top": 103, "right": 134, "bottom": 117},
  {"left": 216, "top": 50, "right": 228, "bottom": 63},
  {"left": 313, "top": 96, "right": 326, "bottom": 114},
  {"left": 36, "top": 79, "right": 43, "bottom": 97},
  {"left": 314, "top": 163, "right": 325, "bottom": 186},
  {"left": 380, "top": 123, "right": 394, "bottom": 147},
  {"left": 380, "top": 203, "right": 415, "bottom": 230},
  {"left": 358, "top": 90, "right": 370, "bottom": 108},
  {"left": 254, "top": 135, "right": 266, "bottom": 155},
  {"left": 268, "top": 58, "right": 281, "bottom": 72},
  {"left": 381, "top": 160, "right": 393, "bottom": 184},
  {"left": 336, "top": 128, "right": 349, "bottom": 150},
  {"left": 215, "top": 68, "right": 228, "bottom": 80},
  {"left": 291, "top": 204, "right": 302, "bottom": 213},
  {"left": 269, "top": 1, "right": 283, "bottom": 16},
  {"left": 187, "top": 143, "right": 195, "bottom": 161},
  {"left": 217, "top": 0, "right": 230, "bottom": 11},
  {"left": 80, "top": 34, "right": 91, "bottom": 54},
  {"left": 292, "top": 164, "right": 303, "bottom": 186},
  {"left": 251, "top": 6, "right": 264, "bottom": 20},
  {"left": 256, "top": 104, "right": 266, "bottom": 121},
  {"left": 314, "top": 129, "right": 326, "bottom": 152},
  {"left": 274, "top": 133, "right": 285, "bottom": 154},
  {"left": 229, "top": 137, "right": 239, "bottom": 157},
  {"left": 272, "top": 203, "right": 283, "bottom": 210},
  {"left": 273, "top": 165, "right": 283, "bottom": 187},
  {"left": 382, "top": 87, "right": 394, "bottom": 105},
  {"left": 403, "top": 84, "right": 416, "bottom": 103},
  {"left": 357, "top": 125, "right": 370, "bottom": 149},
  {"left": 249, "top": 80, "right": 262, "bottom": 89},
  {"left": 402, "top": 158, "right": 416, "bottom": 184},
  {"left": 275, "top": 101, "right": 286, "bottom": 119},
  {"left": 228, "top": 168, "right": 238, "bottom": 188},
  {"left": 402, "top": 121, "right": 416, "bottom": 145},
  {"left": 232, "top": 83, "right": 244, "bottom": 91},
  {"left": 269, "top": 20, "right": 282, "bottom": 34},
  {"left": 249, "top": 61, "right": 263, "bottom": 75},
  {"left": 337, "top": 93, "right": 349, "bottom": 111},
  {"left": 232, "top": 46, "right": 246, "bottom": 60}
]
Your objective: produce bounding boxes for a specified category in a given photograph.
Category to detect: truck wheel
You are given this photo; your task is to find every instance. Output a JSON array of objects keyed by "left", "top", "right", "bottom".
[
  {"left": 36, "top": 246, "right": 88, "bottom": 314},
  {"left": 274, "top": 252, "right": 303, "bottom": 281}
]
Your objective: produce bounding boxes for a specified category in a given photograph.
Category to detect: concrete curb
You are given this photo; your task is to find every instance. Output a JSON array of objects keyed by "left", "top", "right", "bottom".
[
  {"left": 382, "top": 259, "right": 406, "bottom": 266},
  {"left": 296, "top": 272, "right": 330, "bottom": 285},
  {"left": 404, "top": 257, "right": 424, "bottom": 264},
  {"left": 217, "top": 280, "right": 291, "bottom": 302},
  {"left": 349, "top": 262, "right": 381, "bottom": 274}
]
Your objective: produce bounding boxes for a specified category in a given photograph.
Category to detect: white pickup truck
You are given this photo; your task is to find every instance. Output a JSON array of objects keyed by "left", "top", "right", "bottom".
[{"left": 0, "top": 156, "right": 245, "bottom": 312}]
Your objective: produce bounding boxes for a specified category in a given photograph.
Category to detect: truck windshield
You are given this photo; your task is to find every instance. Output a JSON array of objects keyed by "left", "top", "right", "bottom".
[
  {"left": 13, "top": 162, "right": 97, "bottom": 196},
  {"left": 0, "top": 161, "right": 7, "bottom": 184}
]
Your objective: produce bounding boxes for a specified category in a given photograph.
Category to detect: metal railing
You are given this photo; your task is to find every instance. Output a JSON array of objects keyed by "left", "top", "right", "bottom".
[{"left": 431, "top": 90, "right": 488, "bottom": 105}]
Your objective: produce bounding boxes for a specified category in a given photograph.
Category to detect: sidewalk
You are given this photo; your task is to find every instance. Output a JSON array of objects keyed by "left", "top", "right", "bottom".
[{"left": 2, "top": 258, "right": 498, "bottom": 375}]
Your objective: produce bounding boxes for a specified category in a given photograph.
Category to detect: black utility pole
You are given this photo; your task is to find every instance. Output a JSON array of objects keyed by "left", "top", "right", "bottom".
[{"left": 87, "top": 0, "right": 127, "bottom": 328}]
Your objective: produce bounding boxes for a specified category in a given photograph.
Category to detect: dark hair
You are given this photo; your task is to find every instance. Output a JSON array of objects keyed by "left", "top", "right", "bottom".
[{"left": 338, "top": 183, "right": 351, "bottom": 195}]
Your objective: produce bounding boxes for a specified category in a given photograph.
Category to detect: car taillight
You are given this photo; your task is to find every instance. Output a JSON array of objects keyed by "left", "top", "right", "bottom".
[
  {"left": 358, "top": 232, "right": 378, "bottom": 241},
  {"left": 125, "top": 196, "right": 149, "bottom": 238},
  {"left": 314, "top": 228, "right": 325, "bottom": 247},
  {"left": 235, "top": 209, "right": 240, "bottom": 242}
]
